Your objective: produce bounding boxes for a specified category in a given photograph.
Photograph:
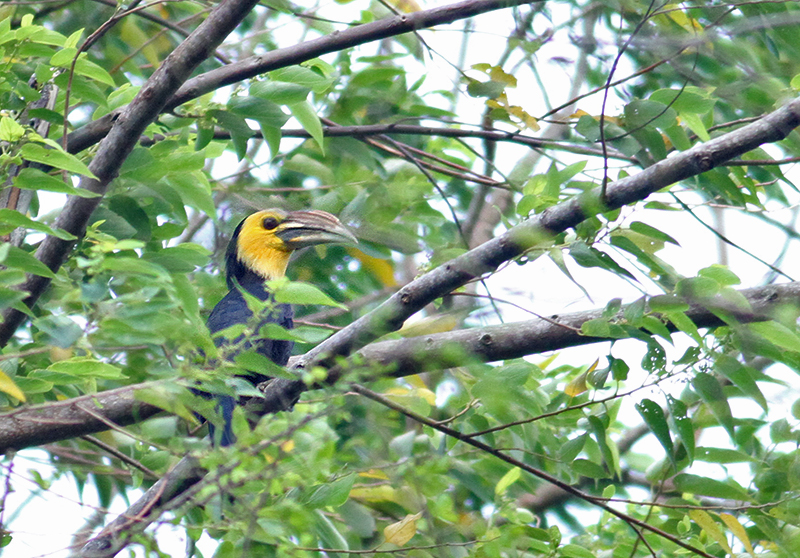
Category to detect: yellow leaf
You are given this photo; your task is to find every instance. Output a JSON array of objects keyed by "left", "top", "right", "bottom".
[
  {"left": 719, "top": 513, "right": 755, "bottom": 557},
  {"left": 358, "top": 469, "right": 389, "bottom": 480},
  {"left": 564, "top": 372, "right": 587, "bottom": 397},
  {"left": 388, "top": 0, "right": 421, "bottom": 12},
  {"left": 405, "top": 374, "right": 427, "bottom": 390},
  {"left": 49, "top": 346, "right": 73, "bottom": 362},
  {"left": 570, "top": 109, "right": 590, "bottom": 119},
  {"left": 0, "top": 370, "right": 25, "bottom": 402},
  {"left": 689, "top": 510, "right": 731, "bottom": 553},
  {"left": 384, "top": 512, "right": 422, "bottom": 546},
  {"left": 350, "top": 484, "right": 398, "bottom": 502},
  {"left": 281, "top": 439, "right": 295, "bottom": 452},
  {"left": 348, "top": 248, "right": 396, "bottom": 287},
  {"left": 537, "top": 354, "right": 559, "bottom": 370},
  {"left": 399, "top": 314, "right": 458, "bottom": 337}
]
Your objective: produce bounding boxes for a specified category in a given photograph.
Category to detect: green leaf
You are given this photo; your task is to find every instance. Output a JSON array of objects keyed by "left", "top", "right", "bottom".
[
  {"left": 569, "top": 241, "right": 635, "bottom": 280},
  {"left": 0, "top": 209, "right": 76, "bottom": 240},
  {"left": 270, "top": 65, "right": 333, "bottom": 94},
  {"left": 228, "top": 96, "right": 289, "bottom": 128},
  {"left": 288, "top": 101, "right": 324, "bottom": 154},
  {"left": 666, "top": 395, "right": 695, "bottom": 463},
  {"left": 13, "top": 168, "right": 100, "bottom": 198},
  {"left": 748, "top": 321, "right": 800, "bottom": 353},
  {"left": 270, "top": 279, "right": 346, "bottom": 308},
  {"left": 233, "top": 350, "right": 295, "bottom": 380},
  {"left": 19, "top": 143, "right": 95, "bottom": 177},
  {"left": 560, "top": 544, "right": 596, "bottom": 558},
  {"left": 673, "top": 473, "right": 750, "bottom": 500},
  {"left": 699, "top": 265, "right": 740, "bottom": 286},
  {"left": 571, "top": 458, "right": 608, "bottom": 479},
  {"left": 2, "top": 246, "right": 55, "bottom": 278},
  {"left": 636, "top": 398, "right": 675, "bottom": 468},
  {"left": 696, "top": 447, "right": 755, "bottom": 464},
  {"left": 648, "top": 294, "right": 689, "bottom": 313},
  {"left": 650, "top": 87, "right": 716, "bottom": 114},
  {"left": 663, "top": 310, "right": 701, "bottom": 343},
  {"left": 314, "top": 510, "right": 348, "bottom": 558},
  {"left": 73, "top": 57, "right": 115, "bottom": 86},
  {"left": 251, "top": 80, "right": 310, "bottom": 104},
  {"left": 0, "top": 116, "right": 25, "bottom": 141},
  {"left": 495, "top": 466, "right": 521, "bottom": 496},
  {"left": 629, "top": 221, "right": 679, "bottom": 246},
  {"left": 48, "top": 358, "right": 126, "bottom": 379},
  {"left": 210, "top": 110, "right": 254, "bottom": 161},
  {"left": 715, "top": 355, "right": 768, "bottom": 412},
  {"left": 675, "top": 276, "right": 719, "bottom": 300},
  {"left": 305, "top": 475, "right": 355, "bottom": 508},
  {"left": 624, "top": 99, "right": 677, "bottom": 130},
  {"left": 692, "top": 372, "right": 735, "bottom": 438}
]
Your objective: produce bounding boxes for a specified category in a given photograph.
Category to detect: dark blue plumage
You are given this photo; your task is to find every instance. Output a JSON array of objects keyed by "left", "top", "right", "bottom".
[{"left": 206, "top": 271, "right": 293, "bottom": 446}]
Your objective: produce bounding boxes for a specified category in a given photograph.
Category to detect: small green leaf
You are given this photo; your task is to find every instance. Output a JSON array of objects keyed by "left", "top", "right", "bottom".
[
  {"left": 228, "top": 96, "right": 289, "bottom": 128},
  {"left": 211, "top": 110, "right": 254, "bottom": 161},
  {"left": 0, "top": 209, "right": 76, "bottom": 241},
  {"left": 748, "top": 321, "right": 800, "bottom": 353},
  {"left": 699, "top": 265, "right": 740, "bottom": 286},
  {"left": 0, "top": 116, "right": 25, "bottom": 142},
  {"left": 270, "top": 279, "right": 346, "bottom": 308},
  {"left": 715, "top": 355, "right": 768, "bottom": 412},
  {"left": 19, "top": 143, "right": 95, "bottom": 177},
  {"left": 692, "top": 372, "right": 735, "bottom": 438},
  {"left": 666, "top": 395, "right": 695, "bottom": 463},
  {"left": 14, "top": 168, "right": 100, "bottom": 198},
  {"left": 271, "top": 65, "right": 333, "bottom": 94},
  {"left": 495, "top": 466, "right": 521, "bottom": 496},
  {"left": 572, "top": 458, "right": 608, "bottom": 479},
  {"left": 305, "top": 475, "right": 355, "bottom": 508},
  {"left": 48, "top": 358, "right": 126, "bottom": 379},
  {"left": 648, "top": 295, "right": 689, "bottom": 312},
  {"left": 675, "top": 276, "right": 719, "bottom": 300},
  {"left": 234, "top": 350, "right": 295, "bottom": 379},
  {"left": 251, "top": 80, "right": 310, "bottom": 104},
  {"left": 636, "top": 398, "right": 675, "bottom": 468},
  {"left": 288, "top": 101, "right": 324, "bottom": 154},
  {"left": 560, "top": 544, "right": 596, "bottom": 558},
  {"left": 2, "top": 246, "right": 55, "bottom": 278},
  {"left": 674, "top": 473, "right": 750, "bottom": 500},
  {"left": 73, "top": 57, "right": 115, "bottom": 86},
  {"left": 629, "top": 221, "right": 679, "bottom": 245}
]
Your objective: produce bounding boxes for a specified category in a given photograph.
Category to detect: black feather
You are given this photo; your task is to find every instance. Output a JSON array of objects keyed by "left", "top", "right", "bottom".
[{"left": 202, "top": 222, "right": 294, "bottom": 446}]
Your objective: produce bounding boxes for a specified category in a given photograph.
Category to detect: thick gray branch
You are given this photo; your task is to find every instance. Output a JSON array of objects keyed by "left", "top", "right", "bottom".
[
  {"left": 0, "top": 383, "right": 162, "bottom": 453},
  {"left": 3, "top": 281, "right": 798, "bottom": 454},
  {"left": 285, "top": 96, "right": 800, "bottom": 373}
]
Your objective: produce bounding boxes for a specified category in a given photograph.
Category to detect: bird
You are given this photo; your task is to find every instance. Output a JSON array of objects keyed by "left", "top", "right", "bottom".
[{"left": 204, "top": 208, "right": 356, "bottom": 446}]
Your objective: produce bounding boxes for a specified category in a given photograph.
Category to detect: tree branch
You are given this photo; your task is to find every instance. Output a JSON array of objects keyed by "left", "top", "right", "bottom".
[
  {"left": 3, "top": 280, "right": 797, "bottom": 454},
  {"left": 287, "top": 95, "right": 800, "bottom": 373},
  {"left": 64, "top": 0, "right": 541, "bottom": 155}
]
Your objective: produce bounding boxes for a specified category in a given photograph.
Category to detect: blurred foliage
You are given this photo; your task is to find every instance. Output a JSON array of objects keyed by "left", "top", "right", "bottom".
[{"left": 2, "top": 0, "right": 800, "bottom": 557}]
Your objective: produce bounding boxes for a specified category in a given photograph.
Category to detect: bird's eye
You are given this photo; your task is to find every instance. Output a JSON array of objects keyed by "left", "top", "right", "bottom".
[{"left": 262, "top": 217, "right": 279, "bottom": 230}]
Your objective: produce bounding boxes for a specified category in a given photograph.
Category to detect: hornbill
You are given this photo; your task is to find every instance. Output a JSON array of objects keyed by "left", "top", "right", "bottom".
[{"left": 205, "top": 208, "right": 356, "bottom": 445}]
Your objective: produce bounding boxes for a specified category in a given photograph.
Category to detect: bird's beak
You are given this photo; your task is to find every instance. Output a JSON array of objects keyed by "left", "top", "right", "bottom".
[{"left": 277, "top": 210, "right": 357, "bottom": 250}]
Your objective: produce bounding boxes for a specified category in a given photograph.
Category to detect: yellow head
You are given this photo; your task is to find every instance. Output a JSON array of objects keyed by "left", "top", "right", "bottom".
[{"left": 227, "top": 209, "right": 356, "bottom": 286}]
